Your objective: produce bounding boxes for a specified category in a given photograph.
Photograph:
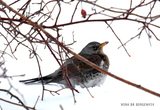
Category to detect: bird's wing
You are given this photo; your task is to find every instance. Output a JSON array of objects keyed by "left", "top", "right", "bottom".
[{"left": 64, "top": 54, "right": 102, "bottom": 76}]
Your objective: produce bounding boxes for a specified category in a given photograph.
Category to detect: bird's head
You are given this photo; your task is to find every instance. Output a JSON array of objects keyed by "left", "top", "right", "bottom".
[{"left": 79, "top": 41, "right": 109, "bottom": 55}]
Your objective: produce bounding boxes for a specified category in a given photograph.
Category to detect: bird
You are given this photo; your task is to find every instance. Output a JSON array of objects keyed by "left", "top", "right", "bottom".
[{"left": 20, "top": 41, "right": 110, "bottom": 88}]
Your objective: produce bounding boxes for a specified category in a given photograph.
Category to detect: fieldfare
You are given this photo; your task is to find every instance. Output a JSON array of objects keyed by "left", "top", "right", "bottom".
[{"left": 20, "top": 41, "right": 110, "bottom": 88}]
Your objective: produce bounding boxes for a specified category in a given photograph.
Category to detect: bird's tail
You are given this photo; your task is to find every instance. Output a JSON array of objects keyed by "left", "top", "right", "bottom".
[{"left": 19, "top": 76, "right": 53, "bottom": 84}]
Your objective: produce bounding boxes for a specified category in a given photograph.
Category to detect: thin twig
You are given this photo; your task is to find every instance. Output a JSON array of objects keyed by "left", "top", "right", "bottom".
[
  {"left": 0, "top": 98, "right": 35, "bottom": 110},
  {"left": 33, "top": 96, "right": 40, "bottom": 109},
  {"left": 0, "top": 89, "right": 30, "bottom": 110},
  {"left": 70, "top": 1, "right": 80, "bottom": 22},
  {"left": 105, "top": 21, "right": 131, "bottom": 57}
]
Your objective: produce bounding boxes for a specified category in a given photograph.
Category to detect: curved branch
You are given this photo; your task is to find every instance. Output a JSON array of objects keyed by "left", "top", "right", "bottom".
[
  {"left": 0, "top": 98, "right": 35, "bottom": 110},
  {"left": 0, "top": 89, "right": 33, "bottom": 110},
  {"left": 83, "top": 0, "right": 158, "bottom": 19}
]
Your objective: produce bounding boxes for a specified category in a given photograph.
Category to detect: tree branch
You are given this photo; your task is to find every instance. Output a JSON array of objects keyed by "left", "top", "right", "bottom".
[
  {"left": 1, "top": 0, "right": 159, "bottom": 98},
  {"left": 0, "top": 89, "right": 34, "bottom": 110}
]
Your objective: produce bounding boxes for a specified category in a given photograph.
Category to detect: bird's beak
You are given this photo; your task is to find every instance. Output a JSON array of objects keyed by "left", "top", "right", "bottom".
[{"left": 99, "top": 41, "right": 109, "bottom": 48}]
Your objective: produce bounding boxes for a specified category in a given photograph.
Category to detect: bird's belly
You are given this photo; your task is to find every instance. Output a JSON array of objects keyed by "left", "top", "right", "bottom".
[{"left": 80, "top": 73, "right": 107, "bottom": 88}]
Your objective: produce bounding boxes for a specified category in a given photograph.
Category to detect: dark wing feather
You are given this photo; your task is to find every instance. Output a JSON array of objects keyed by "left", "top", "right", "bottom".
[{"left": 66, "top": 54, "right": 102, "bottom": 76}]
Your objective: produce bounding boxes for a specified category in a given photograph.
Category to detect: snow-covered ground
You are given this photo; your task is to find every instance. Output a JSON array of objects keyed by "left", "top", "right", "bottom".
[{"left": 1, "top": 75, "right": 160, "bottom": 110}]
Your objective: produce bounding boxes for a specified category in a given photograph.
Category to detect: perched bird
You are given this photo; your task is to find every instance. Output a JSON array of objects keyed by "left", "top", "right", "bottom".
[{"left": 20, "top": 41, "right": 110, "bottom": 88}]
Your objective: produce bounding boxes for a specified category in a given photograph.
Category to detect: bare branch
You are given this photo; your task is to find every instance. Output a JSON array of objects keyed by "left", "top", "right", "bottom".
[
  {"left": 105, "top": 21, "right": 131, "bottom": 57},
  {"left": 0, "top": 89, "right": 32, "bottom": 110},
  {"left": 0, "top": 0, "right": 160, "bottom": 108}
]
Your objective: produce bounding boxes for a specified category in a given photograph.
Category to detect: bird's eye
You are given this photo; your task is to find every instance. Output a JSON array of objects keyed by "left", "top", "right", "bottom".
[{"left": 92, "top": 46, "right": 97, "bottom": 50}]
